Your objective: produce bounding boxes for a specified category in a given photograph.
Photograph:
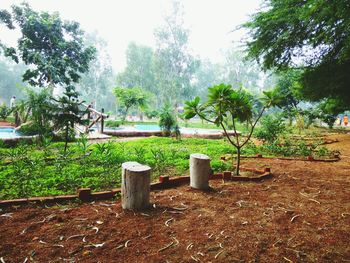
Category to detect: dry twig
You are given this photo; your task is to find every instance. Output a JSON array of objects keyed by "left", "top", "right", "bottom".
[
  {"left": 215, "top": 250, "right": 224, "bottom": 259},
  {"left": 165, "top": 218, "right": 174, "bottom": 227},
  {"left": 290, "top": 214, "right": 301, "bottom": 223}
]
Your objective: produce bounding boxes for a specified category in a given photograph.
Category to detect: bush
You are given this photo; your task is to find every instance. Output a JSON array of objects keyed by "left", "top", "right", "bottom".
[
  {"left": 105, "top": 120, "right": 121, "bottom": 127},
  {"left": 145, "top": 109, "right": 159, "bottom": 119},
  {"left": 0, "top": 104, "right": 12, "bottom": 120},
  {"left": 255, "top": 114, "right": 286, "bottom": 143},
  {"left": 159, "top": 104, "right": 178, "bottom": 137}
]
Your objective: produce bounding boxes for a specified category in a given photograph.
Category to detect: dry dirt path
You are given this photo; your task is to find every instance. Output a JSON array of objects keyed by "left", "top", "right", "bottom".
[{"left": 0, "top": 134, "right": 349, "bottom": 262}]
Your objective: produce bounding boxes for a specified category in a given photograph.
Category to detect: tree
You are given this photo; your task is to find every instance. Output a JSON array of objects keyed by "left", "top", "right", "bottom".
[
  {"left": 243, "top": 0, "right": 350, "bottom": 109},
  {"left": 117, "top": 42, "right": 156, "bottom": 94},
  {"left": 153, "top": 1, "right": 199, "bottom": 105},
  {"left": 113, "top": 87, "right": 149, "bottom": 122},
  {"left": 221, "top": 48, "right": 262, "bottom": 94},
  {"left": 51, "top": 86, "right": 87, "bottom": 153},
  {"left": 76, "top": 32, "right": 116, "bottom": 112},
  {"left": 0, "top": 3, "right": 95, "bottom": 89},
  {"left": 193, "top": 60, "right": 223, "bottom": 100},
  {"left": 0, "top": 57, "right": 28, "bottom": 103},
  {"left": 184, "top": 84, "right": 282, "bottom": 175}
]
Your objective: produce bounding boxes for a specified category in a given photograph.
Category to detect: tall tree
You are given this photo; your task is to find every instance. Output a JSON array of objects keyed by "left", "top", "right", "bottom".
[
  {"left": 154, "top": 1, "right": 199, "bottom": 105},
  {"left": 221, "top": 48, "right": 262, "bottom": 94},
  {"left": 117, "top": 42, "right": 156, "bottom": 94},
  {"left": 0, "top": 3, "right": 95, "bottom": 89},
  {"left": 243, "top": 0, "right": 350, "bottom": 109},
  {"left": 0, "top": 56, "right": 28, "bottom": 103},
  {"left": 76, "top": 32, "right": 115, "bottom": 112}
]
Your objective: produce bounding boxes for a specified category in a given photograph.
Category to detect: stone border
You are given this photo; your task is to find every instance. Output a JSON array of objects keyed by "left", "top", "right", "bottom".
[
  {"left": 0, "top": 168, "right": 272, "bottom": 208},
  {"left": 221, "top": 154, "right": 340, "bottom": 162}
]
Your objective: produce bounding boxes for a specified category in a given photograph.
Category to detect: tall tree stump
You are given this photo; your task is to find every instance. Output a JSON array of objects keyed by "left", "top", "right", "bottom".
[
  {"left": 190, "top": 153, "right": 211, "bottom": 190},
  {"left": 121, "top": 162, "right": 151, "bottom": 210}
]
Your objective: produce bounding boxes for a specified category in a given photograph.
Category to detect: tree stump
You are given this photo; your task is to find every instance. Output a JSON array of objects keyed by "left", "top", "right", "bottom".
[
  {"left": 121, "top": 161, "right": 151, "bottom": 210},
  {"left": 190, "top": 153, "right": 211, "bottom": 190}
]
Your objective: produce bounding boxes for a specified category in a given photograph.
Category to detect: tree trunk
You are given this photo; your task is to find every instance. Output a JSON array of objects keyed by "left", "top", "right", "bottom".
[
  {"left": 236, "top": 147, "right": 241, "bottom": 176},
  {"left": 122, "top": 162, "right": 151, "bottom": 210},
  {"left": 190, "top": 153, "right": 211, "bottom": 190},
  {"left": 64, "top": 124, "right": 69, "bottom": 153}
]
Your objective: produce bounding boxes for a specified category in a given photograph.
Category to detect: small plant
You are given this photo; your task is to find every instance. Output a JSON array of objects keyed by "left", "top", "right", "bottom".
[
  {"left": 159, "top": 104, "right": 179, "bottom": 137},
  {"left": 255, "top": 114, "right": 286, "bottom": 143},
  {"left": 315, "top": 146, "right": 330, "bottom": 158},
  {"left": 150, "top": 148, "right": 167, "bottom": 174},
  {"left": 133, "top": 146, "right": 146, "bottom": 163},
  {"left": 0, "top": 104, "right": 12, "bottom": 120}
]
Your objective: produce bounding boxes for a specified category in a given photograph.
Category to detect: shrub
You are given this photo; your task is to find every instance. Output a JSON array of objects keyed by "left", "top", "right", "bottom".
[
  {"left": 159, "top": 104, "right": 178, "bottom": 137},
  {"left": 255, "top": 114, "right": 286, "bottom": 143},
  {"left": 0, "top": 104, "right": 12, "bottom": 120},
  {"left": 145, "top": 109, "right": 159, "bottom": 119}
]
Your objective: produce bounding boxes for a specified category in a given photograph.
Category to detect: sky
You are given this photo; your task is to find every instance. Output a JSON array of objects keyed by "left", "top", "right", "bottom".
[{"left": 0, "top": 0, "right": 262, "bottom": 72}]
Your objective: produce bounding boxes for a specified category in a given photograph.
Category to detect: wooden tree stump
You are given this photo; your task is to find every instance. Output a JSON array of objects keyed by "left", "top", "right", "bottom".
[
  {"left": 190, "top": 153, "right": 211, "bottom": 190},
  {"left": 121, "top": 161, "right": 151, "bottom": 210}
]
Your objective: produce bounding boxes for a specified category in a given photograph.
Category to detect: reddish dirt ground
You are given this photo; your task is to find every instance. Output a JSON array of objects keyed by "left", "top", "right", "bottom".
[{"left": 0, "top": 134, "right": 350, "bottom": 263}]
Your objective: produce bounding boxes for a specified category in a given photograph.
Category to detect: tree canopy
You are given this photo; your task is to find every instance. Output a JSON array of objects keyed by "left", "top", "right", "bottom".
[
  {"left": 153, "top": 1, "right": 199, "bottom": 105},
  {"left": 113, "top": 87, "right": 149, "bottom": 121},
  {"left": 244, "top": 0, "right": 350, "bottom": 108},
  {"left": 0, "top": 3, "right": 95, "bottom": 88}
]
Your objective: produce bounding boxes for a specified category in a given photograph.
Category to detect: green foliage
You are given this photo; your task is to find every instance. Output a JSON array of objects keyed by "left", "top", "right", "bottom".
[
  {"left": 153, "top": 1, "right": 199, "bottom": 104},
  {"left": 255, "top": 114, "right": 286, "bottom": 143},
  {"left": 76, "top": 33, "right": 116, "bottom": 112},
  {"left": 105, "top": 120, "right": 121, "bottom": 127},
  {"left": 145, "top": 109, "right": 159, "bottom": 119},
  {"left": 274, "top": 70, "right": 303, "bottom": 110},
  {"left": 0, "top": 137, "right": 235, "bottom": 199},
  {"left": 184, "top": 83, "right": 283, "bottom": 175},
  {"left": 117, "top": 42, "right": 156, "bottom": 94},
  {"left": 0, "top": 103, "right": 11, "bottom": 120},
  {"left": 113, "top": 87, "right": 149, "bottom": 121},
  {"left": 0, "top": 3, "right": 96, "bottom": 87},
  {"left": 243, "top": 0, "right": 350, "bottom": 107},
  {"left": 317, "top": 98, "right": 344, "bottom": 129},
  {"left": 21, "top": 88, "right": 53, "bottom": 137},
  {"left": 51, "top": 86, "right": 87, "bottom": 152},
  {"left": 0, "top": 58, "right": 28, "bottom": 101},
  {"left": 158, "top": 104, "right": 178, "bottom": 137}
]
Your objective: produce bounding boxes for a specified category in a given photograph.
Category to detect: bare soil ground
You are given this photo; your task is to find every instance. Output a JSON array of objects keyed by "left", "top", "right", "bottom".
[{"left": 1, "top": 134, "right": 350, "bottom": 263}]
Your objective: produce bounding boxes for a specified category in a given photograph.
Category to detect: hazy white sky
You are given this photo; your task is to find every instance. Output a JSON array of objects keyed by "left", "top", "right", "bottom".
[{"left": 1, "top": 0, "right": 262, "bottom": 72}]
